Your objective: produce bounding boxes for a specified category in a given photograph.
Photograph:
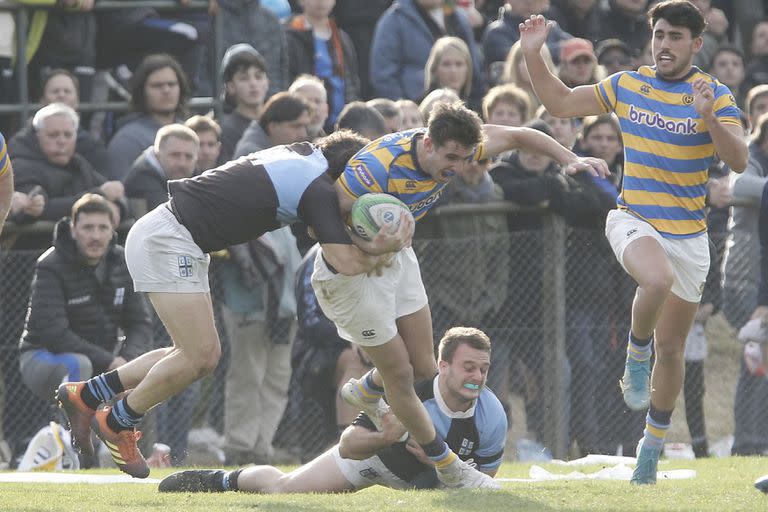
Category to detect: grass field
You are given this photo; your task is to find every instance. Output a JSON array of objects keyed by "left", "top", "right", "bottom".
[{"left": 1, "top": 457, "right": 766, "bottom": 512}]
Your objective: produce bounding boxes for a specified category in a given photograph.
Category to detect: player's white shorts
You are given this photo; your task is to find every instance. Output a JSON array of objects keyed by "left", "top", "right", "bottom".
[
  {"left": 125, "top": 203, "right": 210, "bottom": 293},
  {"left": 311, "top": 246, "right": 428, "bottom": 346},
  {"left": 605, "top": 209, "right": 709, "bottom": 303},
  {"left": 331, "top": 445, "right": 412, "bottom": 490}
]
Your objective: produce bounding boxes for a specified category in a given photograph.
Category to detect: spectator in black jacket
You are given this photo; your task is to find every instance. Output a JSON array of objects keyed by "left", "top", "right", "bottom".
[
  {"left": 123, "top": 124, "right": 199, "bottom": 213},
  {"left": 217, "top": 44, "right": 270, "bottom": 166},
  {"left": 18, "top": 193, "right": 152, "bottom": 404}
]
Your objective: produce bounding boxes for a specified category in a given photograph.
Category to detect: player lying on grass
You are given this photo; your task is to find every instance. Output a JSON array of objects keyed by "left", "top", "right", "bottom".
[{"left": 159, "top": 327, "right": 507, "bottom": 493}]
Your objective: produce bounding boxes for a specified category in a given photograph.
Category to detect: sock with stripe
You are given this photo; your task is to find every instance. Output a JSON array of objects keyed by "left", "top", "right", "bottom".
[
  {"left": 355, "top": 370, "right": 385, "bottom": 402},
  {"left": 627, "top": 331, "right": 653, "bottom": 362},
  {"left": 642, "top": 404, "right": 672, "bottom": 451},
  {"left": 106, "top": 397, "right": 143, "bottom": 433},
  {"left": 80, "top": 370, "right": 125, "bottom": 410},
  {"left": 221, "top": 469, "right": 243, "bottom": 491},
  {"left": 421, "top": 435, "right": 457, "bottom": 469}
]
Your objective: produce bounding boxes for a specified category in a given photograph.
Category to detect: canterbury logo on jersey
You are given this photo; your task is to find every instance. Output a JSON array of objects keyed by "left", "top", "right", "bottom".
[
  {"left": 362, "top": 330, "right": 376, "bottom": 338},
  {"left": 628, "top": 105, "right": 697, "bottom": 135}
]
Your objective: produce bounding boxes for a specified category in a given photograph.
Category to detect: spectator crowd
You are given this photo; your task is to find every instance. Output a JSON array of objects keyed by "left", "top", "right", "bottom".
[{"left": 1, "top": 0, "right": 768, "bottom": 468}]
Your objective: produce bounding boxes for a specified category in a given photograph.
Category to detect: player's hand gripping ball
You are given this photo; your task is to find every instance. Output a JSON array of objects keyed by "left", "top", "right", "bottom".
[{"left": 350, "top": 193, "right": 412, "bottom": 241}]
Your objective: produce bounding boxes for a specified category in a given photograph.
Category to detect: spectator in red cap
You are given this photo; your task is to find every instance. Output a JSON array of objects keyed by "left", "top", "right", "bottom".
[{"left": 558, "top": 38, "right": 602, "bottom": 88}]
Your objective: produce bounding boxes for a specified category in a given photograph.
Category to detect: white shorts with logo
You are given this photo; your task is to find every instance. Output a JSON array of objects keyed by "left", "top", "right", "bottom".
[
  {"left": 331, "top": 445, "right": 412, "bottom": 490},
  {"left": 311, "top": 246, "right": 428, "bottom": 346},
  {"left": 125, "top": 204, "right": 211, "bottom": 293},
  {"left": 605, "top": 209, "right": 709, "bottom": 303}
]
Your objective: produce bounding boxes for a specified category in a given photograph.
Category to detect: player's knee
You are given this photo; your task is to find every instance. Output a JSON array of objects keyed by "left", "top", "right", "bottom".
[
  {"left": 654, "top": 339, "right": 685, "bottom": 363},
  {"left": 412, "top": 360, "right": 438, "bottom": 381},
  {"left": 199, "top": 344, "right": 221, "bottom": 375},
  {"left": 185, "top": 341, "right": 221, "bottom": 377},
  {"left": 640, "top": 268, "right": 674, "bottom": 297}
]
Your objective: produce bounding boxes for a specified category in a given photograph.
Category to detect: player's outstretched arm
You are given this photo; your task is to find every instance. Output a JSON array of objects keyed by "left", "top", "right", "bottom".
[
  {"left": 482, "top": 124, "right": 609, "bottom": 178},
  {"left": 0, "top": 156, "right": 13, "bottom": 236},
  {"left": 519, "top": 15, "right": 602, "bottom": 118},
  {"left": 339, "top": 412, "right": 407, "bottom": 460}
]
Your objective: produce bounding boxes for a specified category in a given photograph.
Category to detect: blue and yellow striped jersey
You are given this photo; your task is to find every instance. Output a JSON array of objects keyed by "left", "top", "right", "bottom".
[
  {"left": 338, "top": 128, "right": 486, "bottom": 221},
  {"left": 0, "top": 132, "right": 9, "bottom": 178},
  {"left": 594, "top": 65, "right": 741, "bottom": 238}
]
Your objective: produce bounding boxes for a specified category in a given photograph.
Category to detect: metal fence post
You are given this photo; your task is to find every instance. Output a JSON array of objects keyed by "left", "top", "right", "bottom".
[
  {"left": 16, "top": 6, "right": 29, "bottom": 121},
  {"left": 540, "top": 212, "right": 568, "bottom": 459}
]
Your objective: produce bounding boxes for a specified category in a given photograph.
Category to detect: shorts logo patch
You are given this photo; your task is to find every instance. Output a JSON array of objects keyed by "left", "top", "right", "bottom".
[
  {"left": 362, "top": 329, "right": 376, "bottom": 339},
  {"left": 178, "top": 255, "right": 194, "bottom": 278},
  {"left": 354, "top": 164, "right": 375, "bottom": 187},
  {"left": 359, "top": 467, "right": 380, "bottom": 480},
  {"left": 626, "top": 228, "right": 638, "bottom": 238}
]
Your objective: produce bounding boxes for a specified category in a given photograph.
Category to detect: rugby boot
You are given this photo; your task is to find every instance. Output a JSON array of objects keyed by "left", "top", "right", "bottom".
[
  {"left": 620, "top": 356, "right": 651, "bottom": 411},
  {"left": 93, "top": 405, "right": 149, "bottom": 478},
  {"left": 56, "top": 382, "right": 96, "bottom": 462}
]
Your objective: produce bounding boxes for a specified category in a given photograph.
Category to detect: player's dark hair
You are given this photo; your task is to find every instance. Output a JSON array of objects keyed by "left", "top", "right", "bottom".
[
  {"left": 335, "top": 101, "right": 387, "bottom": 139},
  {"left": 317, "top": 130, "right": 370, "bottom": 180},
  {"left": 71, "top": 193, "right": 114, "bottom": 225},
  {"left": 258, "top": 92, "right": 311, "bottom": 132},
  {"left": 648, "top": 0, "right": 707, "bottom": 38},
  {"left": 427, "top": 101, "right": 483, "bottom": 149},
  {"left": 130, "top": 54, "right": 190, "bottom": 118},
  {"left": 438, "top": 327, "right": 491, "bottom": 363}
]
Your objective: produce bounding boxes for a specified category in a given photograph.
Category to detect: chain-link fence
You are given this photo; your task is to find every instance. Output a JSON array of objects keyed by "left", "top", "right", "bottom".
[{"left": 0, "top": 205, "right": 764, "bottom": 469}]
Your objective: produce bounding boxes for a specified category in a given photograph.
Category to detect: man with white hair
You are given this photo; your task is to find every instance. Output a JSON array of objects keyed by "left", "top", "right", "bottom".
[{"left": 9, "top": 103, "right": 125, "bottom": 227}]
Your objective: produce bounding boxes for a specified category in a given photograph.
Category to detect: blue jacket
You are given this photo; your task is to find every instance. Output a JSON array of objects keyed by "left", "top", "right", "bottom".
[
  {"left": 370, "top": 0, "right": 485, "bottom": 105},
  {"left": 483, "top": 5, "right": 572, "bottom": 66}
]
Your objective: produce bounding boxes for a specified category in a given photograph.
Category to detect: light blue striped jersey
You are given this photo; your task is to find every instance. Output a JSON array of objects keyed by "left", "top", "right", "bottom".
[{"left": 594, "top": 65, "right": 741, "bottom": 238}]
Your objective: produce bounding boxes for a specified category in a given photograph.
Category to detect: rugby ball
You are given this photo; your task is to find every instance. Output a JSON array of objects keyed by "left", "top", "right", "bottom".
[{"left": 350, "top": 193, "right": 412, "bottom": 241}]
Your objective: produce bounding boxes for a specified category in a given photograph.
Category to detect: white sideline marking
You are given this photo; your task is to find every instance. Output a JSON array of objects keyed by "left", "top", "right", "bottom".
[
  {"left": 495, "top": 465, "right": 696, "bottom": 483},
  {"left": 0, "top": 472, "right": 161, "bottom": 484}
]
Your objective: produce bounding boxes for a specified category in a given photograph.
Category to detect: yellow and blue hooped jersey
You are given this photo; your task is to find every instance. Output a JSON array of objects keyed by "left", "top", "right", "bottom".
[
  {"left": 338, "top": 128, "right": 485, "bottom": 221},
  {"left": 594, "top": 66, "right": 742, "bottom": 238},
  {"left": 0, "top": 132, "right": 9, "bottom": 178}
]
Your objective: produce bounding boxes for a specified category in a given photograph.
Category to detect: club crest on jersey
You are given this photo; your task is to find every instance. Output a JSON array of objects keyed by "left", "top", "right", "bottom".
[
  {"left": 458, "top": 438, "right": 475, "bottom": 456},
  {"left": 354, "top": 164, "right": 375, "bottom": 187},
  {"left": 178, "top": 255, "right": 193, "bottom": 278},
  {"left": 628, "top": 105, "right": 696, "bottom": 135}
]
